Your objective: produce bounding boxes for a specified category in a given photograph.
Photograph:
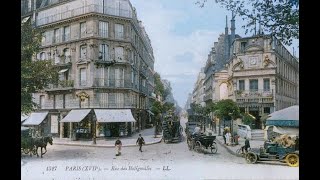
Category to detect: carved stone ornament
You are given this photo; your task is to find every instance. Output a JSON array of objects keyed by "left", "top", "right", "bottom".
[
  {"left": 76, "top": 91, "right": 89, "bottom": 101},
  {"left": 238, "top": 58, "right": 244, "bottom": 69},
  {"left": 89, "top": 44, "right": 98, "bottom": 48},
  {"left": 263, "top": 55, "right": 272, "bottom": 67}
]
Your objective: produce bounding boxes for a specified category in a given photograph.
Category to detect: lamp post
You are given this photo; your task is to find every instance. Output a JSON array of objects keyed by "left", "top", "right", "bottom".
[
  {"left": 229, "top": 110, "right": 235, "bottom": 143},
  {"left": 92, "top": 113, "right": 96, "bottom": 145}
]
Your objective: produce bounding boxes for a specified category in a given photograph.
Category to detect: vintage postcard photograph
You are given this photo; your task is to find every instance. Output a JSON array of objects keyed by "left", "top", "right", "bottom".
[{"left": 21, "top": 0, "right": 299, "bottom": 179}]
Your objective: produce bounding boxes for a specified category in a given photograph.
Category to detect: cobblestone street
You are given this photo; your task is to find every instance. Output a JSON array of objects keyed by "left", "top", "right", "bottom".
[{"left": 21, "top": 117, "right": 299, "bottom": 180}]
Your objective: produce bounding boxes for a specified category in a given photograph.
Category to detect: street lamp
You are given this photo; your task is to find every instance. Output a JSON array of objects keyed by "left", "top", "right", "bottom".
[
  {"left": 228, "top": 110, "right": 235, "bottom": 143},
  {"left": 92, "top": 113, "right": 96, "bottom": 145}
]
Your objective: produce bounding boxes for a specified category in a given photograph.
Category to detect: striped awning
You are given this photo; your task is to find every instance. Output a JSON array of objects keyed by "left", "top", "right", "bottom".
[
  {"left": 22, "top": 111, "right": 49, "bottom": 126},
  {"left": 94, "top": 109, "right": 136, "bottom": 123},
  {"left": 60, "top": 109, "right": 91, "bottom": 122}
]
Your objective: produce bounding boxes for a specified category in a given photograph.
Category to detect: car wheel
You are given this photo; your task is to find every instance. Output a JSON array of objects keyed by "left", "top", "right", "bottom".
[
  {"left": 285, "top": 154, "right": 299, "bottom": 167},
  {"left": 245, "top": 152, "right": 258, "bottom": 164}
]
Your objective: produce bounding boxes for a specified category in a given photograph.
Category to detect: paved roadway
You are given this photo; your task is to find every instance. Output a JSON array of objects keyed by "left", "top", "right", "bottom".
[{"left": 21, "top": 117, "right": 298, "bottom": 180}]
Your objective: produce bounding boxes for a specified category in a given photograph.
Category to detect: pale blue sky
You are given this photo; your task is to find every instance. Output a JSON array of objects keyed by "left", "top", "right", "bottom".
[{"left": 130, "top": 0, "right": 299, "bottom": 107}]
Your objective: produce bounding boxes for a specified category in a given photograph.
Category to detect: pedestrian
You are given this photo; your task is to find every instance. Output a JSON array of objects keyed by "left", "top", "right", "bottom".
[
  {"left": 225, "top": 131, "right": 231, "bottom": 145},
  {"left": 241, "top": 136, "right": 250, "bottom": 153},
  {"left": 222, "top": 128, "right": 227, "bottom": 144},
  {"left": 136, "top": 134, "right": 145, "bottom": 152},
  {"left": 115, "top": 138, "right": 122, "bottom": 156}
]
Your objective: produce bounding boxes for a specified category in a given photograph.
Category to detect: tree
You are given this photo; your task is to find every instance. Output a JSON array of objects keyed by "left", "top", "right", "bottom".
[
  {"left": 213, "top": 99, "right": 240, "bottom": 120},
  {"left": 154, "top": 72, "right": 165, "bottom": 98},
  {"left": 213, "top": 99, "right": 240, "bottom": 135},
  {"left": 195, "top": 0, "right": 299, "bottom": 46},
  {"left": 21, "top": 19, "right": 59, "bottom": 114},
  {"left": 205, "top": 102, "right": 216, "bottom": 115},
  {"left": 241, "top": 112, "right": 256, "bottom": 126}
]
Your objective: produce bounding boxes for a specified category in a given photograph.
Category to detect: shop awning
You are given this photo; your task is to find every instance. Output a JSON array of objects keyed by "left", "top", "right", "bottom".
[
  {"left": 23, "top": 111, "right": 49, "bottom": 126},
  {"left": 21, "top": 114, "right": 29, "bottom": 122},
  {"left": 60, "top": 109, "right": 91, "bottom": 122},
  {"left": 94, "top": 109, "right": 136, "bottom": 123},
  {"left": 147, "top": 110, "right": 154, "bottom": 116}
]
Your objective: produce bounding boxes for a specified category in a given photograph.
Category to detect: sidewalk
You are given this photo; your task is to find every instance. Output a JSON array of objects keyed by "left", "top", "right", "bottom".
[
  {"left": 53, "top": 127, "right": 163, "bottom": 148},
  {"left": 216, "top": 135, "right": 265, "bottom": 157}
]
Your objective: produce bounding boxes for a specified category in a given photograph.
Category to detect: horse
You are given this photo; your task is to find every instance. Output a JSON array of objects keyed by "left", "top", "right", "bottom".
[{"left": 33, "top": 136, "right": 53, "bottom": 158}]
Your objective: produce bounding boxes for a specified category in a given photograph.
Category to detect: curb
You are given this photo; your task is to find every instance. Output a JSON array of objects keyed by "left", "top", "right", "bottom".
[
  {"left": 53, "top": 137, "right": 163, "bottom": 148},
  {"left": 215, "top": 137, "right": 242, "bottom": 157}
]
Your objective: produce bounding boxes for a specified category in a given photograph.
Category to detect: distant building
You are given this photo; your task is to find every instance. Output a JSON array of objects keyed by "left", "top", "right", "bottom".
[{"left": 192, "top": 68, "right": 206, "bottom": 107}]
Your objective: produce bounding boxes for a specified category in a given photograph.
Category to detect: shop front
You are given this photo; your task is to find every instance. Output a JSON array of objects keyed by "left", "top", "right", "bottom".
[
  {"left": 94, "top": 109, "right": 136, "bottom": 137},
  {"left": 60, "top": 109, "right": 93, "bottom": 140},
  {"left": 22, "top": 111, "right": 49, "bottom": 137}
]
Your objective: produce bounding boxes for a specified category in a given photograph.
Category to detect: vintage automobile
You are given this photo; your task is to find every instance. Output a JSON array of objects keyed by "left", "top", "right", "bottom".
[{"left": 245, "top": 140, "right": 299, "bottom": 167}]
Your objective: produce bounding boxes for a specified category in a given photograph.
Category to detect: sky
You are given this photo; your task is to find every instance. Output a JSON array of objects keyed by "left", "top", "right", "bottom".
[{"left": 130, "top": 0, "right": 299, "bottom": 107}]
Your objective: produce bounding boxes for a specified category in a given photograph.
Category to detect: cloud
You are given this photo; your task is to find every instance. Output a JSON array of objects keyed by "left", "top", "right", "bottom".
[{"left": 131, "top": 0, "right": 221, "bottom": 106}]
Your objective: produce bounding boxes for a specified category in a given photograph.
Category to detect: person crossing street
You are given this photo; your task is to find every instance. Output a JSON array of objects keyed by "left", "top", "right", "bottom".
[{"left": 136, "top": 134, "right": 145, "bottom": 152}]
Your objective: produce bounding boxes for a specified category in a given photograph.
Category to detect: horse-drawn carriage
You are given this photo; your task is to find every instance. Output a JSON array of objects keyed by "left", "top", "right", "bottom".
[
  {"left": 185, "top": 115, "right": 217, "bottom": 154},
  {"left": 21, "top": 127, "right": 53, "bottom": 158},
  {"left": 187, "top": 133, "right": 218, "bottom": 154},
  {"left": 162, "top": 113, "right": 183, "bottom": 143}
]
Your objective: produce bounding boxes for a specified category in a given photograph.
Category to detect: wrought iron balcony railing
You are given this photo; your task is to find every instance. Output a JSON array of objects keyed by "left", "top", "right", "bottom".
[
  {"left": 235, "top": 90, "right": 273, "bottom": 98},
  {"left": 93, "top": 78, "right": 133, "bottom": 88},
  {"left": 37, "top": 4, "right": 132, "bottom": 26},
  {"left": 47, "top": 80, "right": 74, "bottom": 90}
]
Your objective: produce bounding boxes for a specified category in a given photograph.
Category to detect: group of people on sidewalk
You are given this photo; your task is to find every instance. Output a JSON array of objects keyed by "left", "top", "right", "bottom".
[
  {"left": 222, "top": 127, "right": 250, "bottom": 153},
  {"left": 114, "top": 134, "right": 145, "bottom": 156}
]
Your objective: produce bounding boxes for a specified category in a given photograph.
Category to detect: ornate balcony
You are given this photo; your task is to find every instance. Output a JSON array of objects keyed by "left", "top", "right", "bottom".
[
  {"left": 93, "top": 78, "right": 133, "bottom": 89},
  {"left": 235, "top": 90, "right": 274, "bottom": 105},
  {"left": 235, "top": 90, "right": 273, "bottom": 98},
  {"left": 46, "top": 80, "right": 74, "bottom": 91}
]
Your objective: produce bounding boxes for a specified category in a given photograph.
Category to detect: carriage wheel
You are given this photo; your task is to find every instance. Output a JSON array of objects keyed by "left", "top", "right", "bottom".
[
  {"left": 245, "top": 152, "right": 258, "bottom": 164},
  {"left": 22, "top": 148, "right": 30, "bottom": 154},
  {"left": 195, "top": 141, "right": 202, "bottom": 153},
  {"left": 211, "top": 143, "right": 218, "bottom": 154},
  {"left": 285, "top": 154, "right": 299, "bottom": 167},
  {"left": 32, "top": 148, "right": 37, "bottom": 155}
]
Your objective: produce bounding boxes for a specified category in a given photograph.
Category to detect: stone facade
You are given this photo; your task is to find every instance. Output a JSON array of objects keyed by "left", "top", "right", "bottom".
[
  {"left": 23, "top": 0, "right": 155, "bottom": 138},
  {"left": 226, "top": 35, "right": 299, "bottom": 128}
]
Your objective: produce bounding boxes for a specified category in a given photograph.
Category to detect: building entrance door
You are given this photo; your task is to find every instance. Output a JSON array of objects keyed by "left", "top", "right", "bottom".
[
  {"left": 63, "top": 122, "right": 69, "bottom": 138},
  {"left": 249, "top": 110, "right": 260, "bottom": 129}
]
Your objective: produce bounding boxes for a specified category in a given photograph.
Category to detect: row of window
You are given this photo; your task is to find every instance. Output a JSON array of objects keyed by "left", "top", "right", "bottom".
[
  {"left": 238, "top": 79, "right": 270, "bottom": 91},
  {"left": 37, "top": 44, "right": 125, "bottom": 63},
  {"left": 41, "top": 21, "right": 124, "bottom": 46},
  {"left": 276, "top": 57, "right": 297, "bottom": 82},
  {"left": 276, "top": 79, "right": 297, "bottom": 98},
  {"left": 276, "top": 100, "right": 296, "bottom": 111},
  {"left": 58, "top": 67, "right": 147, "bottom": 88},
  {"left": 39, "top": 92, "right": 146, "bottom": 110}
]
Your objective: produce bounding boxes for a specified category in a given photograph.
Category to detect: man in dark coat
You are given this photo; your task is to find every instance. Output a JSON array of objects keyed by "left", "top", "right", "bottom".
[
  {"left": 241, "top": 137, "right": 250, "bottom": 153},
  {"left": 223, "top": 129, "right": 227, "bottom": 144},
  {"left": 136, "top": 134, "right": 145, "bottom": 152}
]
